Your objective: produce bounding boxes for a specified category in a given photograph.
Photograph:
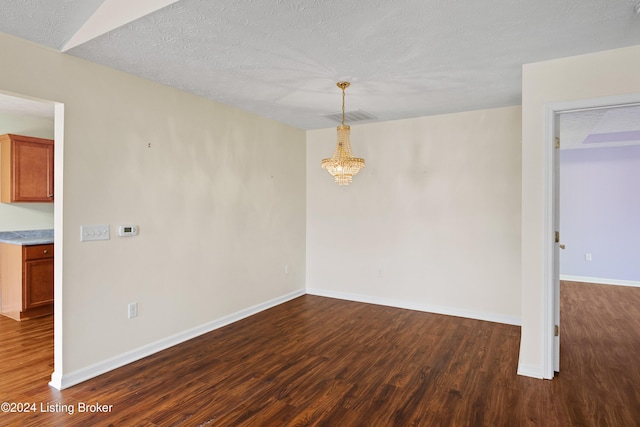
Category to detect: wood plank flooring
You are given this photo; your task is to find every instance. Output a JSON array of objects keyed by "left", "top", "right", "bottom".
[{"left": 1, "top": 281, "right": 639, "bottom": 426}]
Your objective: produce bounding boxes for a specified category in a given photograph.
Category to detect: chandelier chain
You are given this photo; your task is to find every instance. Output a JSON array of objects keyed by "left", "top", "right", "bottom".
[{"left": 341, "top": 85, "right": 346, "bottom": 126}]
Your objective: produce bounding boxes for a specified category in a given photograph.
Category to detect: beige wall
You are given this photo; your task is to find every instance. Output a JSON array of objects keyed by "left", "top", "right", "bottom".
[
  {"left": 307, "top": 106, "right": 522, "bottom": 324},
  {"left": 520, "top": 44, "right": 640, "bottom": 377},
  {"left": 0, "top": 111, "right": 54, "bottom": 230},
  {"left": 0, "top": 33, "right": 306, "bottom": 385}
]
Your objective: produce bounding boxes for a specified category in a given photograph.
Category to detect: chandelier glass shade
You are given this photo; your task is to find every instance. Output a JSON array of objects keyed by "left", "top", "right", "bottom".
[{"left": 321, "top": 82, "right": 365, "bottom": 185}]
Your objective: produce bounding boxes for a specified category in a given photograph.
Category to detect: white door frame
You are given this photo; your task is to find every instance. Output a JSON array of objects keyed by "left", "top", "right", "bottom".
[
  {"left": 542, "top": 92, "right": 640, "bottom": 379},
  {"left": 50, "top": 102, "right": 65, "bottom": 389}
]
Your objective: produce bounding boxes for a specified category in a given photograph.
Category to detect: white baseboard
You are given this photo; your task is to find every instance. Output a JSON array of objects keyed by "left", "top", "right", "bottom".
[
  {"left": 517, "top": 363, "right": 545, "bottom": 379},
  {"left": 49, "top": 286, "right": 523, "bottom": 390},
  {"left": 49, "top": 289, "right": 305, "bottom": 390},
  {"left": 306, "top": 288, "right": 521, "bottom": 326},
  {"left": 560, "top": 275, "right": 640, "bottom": 288}
]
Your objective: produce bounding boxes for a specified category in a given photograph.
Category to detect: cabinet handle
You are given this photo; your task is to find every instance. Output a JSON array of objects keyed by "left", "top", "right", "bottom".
[
  {"left": 48, "top": 194, "right": 54, "bottom": 197},
  {"left": 43, "top": 250, "right": 48, "bottom": 254}
]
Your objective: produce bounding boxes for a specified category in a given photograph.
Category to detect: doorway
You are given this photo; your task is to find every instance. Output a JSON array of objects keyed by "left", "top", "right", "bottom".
[
  {"left": 558, "top": 105, "right": 640, "bottom": 288},
  {"left": 544, "top": 93, "right": 640, "bottom": 377},
  {"left": 0, "top": 90, "right": 63, "bottom": 389}
]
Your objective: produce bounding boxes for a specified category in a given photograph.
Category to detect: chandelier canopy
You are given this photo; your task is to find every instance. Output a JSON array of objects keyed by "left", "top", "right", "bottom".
[{"left": 321, "top": 82, "right": 365, "bottom": 185}]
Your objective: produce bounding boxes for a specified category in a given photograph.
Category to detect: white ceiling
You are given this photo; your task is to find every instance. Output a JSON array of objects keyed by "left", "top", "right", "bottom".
[{"left": 1, "top": 0, "right": 640, "bottom": 130}]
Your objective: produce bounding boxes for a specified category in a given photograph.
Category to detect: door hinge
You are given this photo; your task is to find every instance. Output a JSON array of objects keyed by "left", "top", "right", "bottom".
[
  {"left": 554, "top": 324, "right": 559, "bottom": 337},
  {"left": 555, "top": 137, "right": 560, "bottom": 149},
  {"left": 555, "top": 231, "right": 559, "bottom": 243}
]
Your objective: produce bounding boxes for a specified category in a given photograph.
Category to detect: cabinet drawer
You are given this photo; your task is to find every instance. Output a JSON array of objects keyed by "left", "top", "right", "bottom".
[{"left": 24, "top": 244, "right": 53, "bottom": 260}]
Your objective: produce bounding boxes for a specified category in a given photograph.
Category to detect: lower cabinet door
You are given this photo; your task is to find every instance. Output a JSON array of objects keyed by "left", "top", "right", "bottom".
[{"left": 24, "top": 258, "right": 54, "bottom": 309}]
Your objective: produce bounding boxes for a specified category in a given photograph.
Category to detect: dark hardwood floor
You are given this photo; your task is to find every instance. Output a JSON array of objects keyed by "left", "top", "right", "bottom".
[{"left": 1, "top": 281, "right": 639, "bottom": 426}]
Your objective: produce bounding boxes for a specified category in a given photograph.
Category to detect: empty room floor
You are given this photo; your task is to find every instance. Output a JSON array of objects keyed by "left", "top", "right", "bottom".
[{"left": 0, "top": 281, "right": 639, "bottom": 426}]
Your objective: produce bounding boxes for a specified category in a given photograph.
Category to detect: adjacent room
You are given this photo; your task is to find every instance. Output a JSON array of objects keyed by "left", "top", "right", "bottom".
[{"left": 0, "top": 1, "right": 639, "bottom": 425}]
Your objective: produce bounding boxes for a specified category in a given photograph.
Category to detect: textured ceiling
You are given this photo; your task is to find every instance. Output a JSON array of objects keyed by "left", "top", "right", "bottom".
[
  {"left": 1, "top": 0, "right": 640, "bottom": 129},
  {"left": 0, "top": 0, "right": 104, "bottom": 49},
  {"left": 560, "top": 105, "right": 640, "bottom": 150}
]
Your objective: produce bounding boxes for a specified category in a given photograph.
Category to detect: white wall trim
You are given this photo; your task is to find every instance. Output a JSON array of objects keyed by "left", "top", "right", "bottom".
[
  {"left": 542, "top": 101, "right": 557, "bottom": 380},
  {"left": 517, "top": 363, "right": 545, "bottom": 379},
  {"left": 49, "top": 288, "right": 305, "bottom": 390},
  {"left": 51, "top": 101, "right": 65, "bottom": 392},
  {"left": 560, "top": 275, "right": 640, "bottom": 288},
  {"left": 49, "top": 285, "right": 527, "bottom": 390},
  {"left": 306, "top": 288, "right": 521, "bottom": 326}
]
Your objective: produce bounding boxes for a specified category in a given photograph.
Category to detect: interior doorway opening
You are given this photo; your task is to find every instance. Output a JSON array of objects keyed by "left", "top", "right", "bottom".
[
  {"left": 0, "top": 90, "right": 63, "bottom": 389},
  {"left": 544, "top": 93, "right": 640, "bottom": 379}
]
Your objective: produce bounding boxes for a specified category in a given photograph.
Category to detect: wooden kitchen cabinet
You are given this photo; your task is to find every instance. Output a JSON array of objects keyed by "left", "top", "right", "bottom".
[
  {"left": 0, "top": 134, "right": 54, "bottom": 203},
  {"left": 0, "top": 243, "right": 54, "bottom": 320}
]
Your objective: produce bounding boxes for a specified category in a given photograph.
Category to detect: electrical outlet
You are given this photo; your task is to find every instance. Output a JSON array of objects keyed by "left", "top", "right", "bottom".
[
  {"left": 585, "top": 253, "right": 593, "bottom": 262},
  {"left": 128, "top": 302, "right": 138, "bottom": 319},
  {"left": 377, "top": 269, "right": 384, "bottom": 278},
  {"left": 284, "top": 265, "right": 289, "bottom": 275}
]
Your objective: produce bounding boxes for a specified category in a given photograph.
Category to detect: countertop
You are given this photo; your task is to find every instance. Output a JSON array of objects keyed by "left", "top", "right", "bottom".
[{"left": 0, "top": 229, "right": 54, "bottom": 245}]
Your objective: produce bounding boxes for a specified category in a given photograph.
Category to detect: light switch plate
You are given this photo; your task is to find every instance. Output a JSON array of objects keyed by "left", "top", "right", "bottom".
[{"left": 81, "top": 224, "right": 110, "bottom": 241}]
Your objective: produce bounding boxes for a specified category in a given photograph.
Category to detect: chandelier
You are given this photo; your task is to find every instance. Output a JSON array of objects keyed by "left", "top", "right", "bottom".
[{"left": 321, "top": 82, "right": 365, "bottom": 185}]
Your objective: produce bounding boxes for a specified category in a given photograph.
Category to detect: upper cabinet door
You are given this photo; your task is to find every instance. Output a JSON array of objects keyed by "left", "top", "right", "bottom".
[{"left": 0, "top": 134, "right": 54, "bottom": 203}]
